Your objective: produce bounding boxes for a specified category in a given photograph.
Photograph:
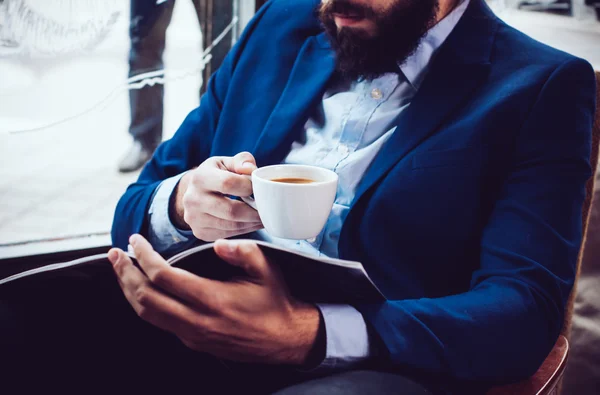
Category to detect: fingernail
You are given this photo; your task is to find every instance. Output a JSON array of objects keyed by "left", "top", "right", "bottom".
[
  {"left": 242, "top": 162, "right": 256, "bottom": 170},
  {"left": 129, "top": 234, "right": 140, "bottom": 246},
  {"left": 108, "top": 249, "right": 120, "bottom": 265}
]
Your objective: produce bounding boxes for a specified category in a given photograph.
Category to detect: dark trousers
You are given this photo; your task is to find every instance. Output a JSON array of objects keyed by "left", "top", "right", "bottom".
[
  {"left": 129, "top": 0, "right": 233, "bottom": 149},
  {"left": 0, "top": 261, "right": 432, "bottom": 395},
  {"left": 587, "top": 0, "right": 600, "bottom": 19}
]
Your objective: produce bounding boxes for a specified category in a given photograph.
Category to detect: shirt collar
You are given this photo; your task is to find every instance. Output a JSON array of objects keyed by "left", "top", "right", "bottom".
[{"left": 399, "top": 0, "right": 470, "bottom": 90}]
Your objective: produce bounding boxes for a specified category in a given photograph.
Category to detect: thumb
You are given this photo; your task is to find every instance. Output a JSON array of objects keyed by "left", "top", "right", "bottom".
[
  {"left": 231, "top": 151, "right": 257, "bottom": 175},
  {"left": 213, "top": 239, "right": 270, "bottom": 280}
]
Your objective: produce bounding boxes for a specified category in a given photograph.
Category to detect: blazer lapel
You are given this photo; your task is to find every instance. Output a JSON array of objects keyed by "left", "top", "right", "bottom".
[
  {"left": 253, "top": 34, "right": 336, "bottom": 166},
  {"left": 352, "top": 0, "right": 499, "bottom": 206}
]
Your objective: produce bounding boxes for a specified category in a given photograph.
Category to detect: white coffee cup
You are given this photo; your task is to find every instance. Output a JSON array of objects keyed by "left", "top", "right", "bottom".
[{"left": 242, "top": 164, "right": 338, "bottom": 240}]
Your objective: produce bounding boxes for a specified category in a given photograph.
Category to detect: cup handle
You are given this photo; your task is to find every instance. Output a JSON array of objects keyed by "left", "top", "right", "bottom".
[{"left": 241, "top": 195, "right": 257, "bottom": 210}]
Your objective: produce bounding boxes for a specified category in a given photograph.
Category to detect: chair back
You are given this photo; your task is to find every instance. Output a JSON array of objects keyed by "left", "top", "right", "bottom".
[
  {"left": 486, "top": 71, "right": 600, "bottom": 395},
  {"left": 562, "top": 71, "right": 600, "bottom": 337}
]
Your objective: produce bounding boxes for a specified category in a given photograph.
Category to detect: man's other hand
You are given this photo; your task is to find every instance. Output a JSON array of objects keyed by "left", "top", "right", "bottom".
[
  {"left": 108, "top": 235, "right": 321, "bottom": 365},
  {"left": 173, "top": 152, "right": 263, "bottom": 241}
]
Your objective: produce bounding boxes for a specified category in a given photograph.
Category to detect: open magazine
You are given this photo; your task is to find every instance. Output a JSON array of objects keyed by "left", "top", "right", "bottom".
[{"left": 0, "top": 240, "right": 386, "bottom": 304}]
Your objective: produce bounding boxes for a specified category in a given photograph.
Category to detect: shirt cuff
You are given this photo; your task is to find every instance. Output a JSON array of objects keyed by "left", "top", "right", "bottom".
[
  {"left": 314, "top": 304, "right": 372, "bottom": 370},
  {"left": 148, "top": 173, "right": 195, "bottom": 254}
]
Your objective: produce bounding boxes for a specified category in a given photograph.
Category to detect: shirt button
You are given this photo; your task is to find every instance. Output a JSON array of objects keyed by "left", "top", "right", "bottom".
[
  {"left": 337, "top": 144, "right": 349, "bottom": 155},
  {"left": 371, "top": 88, "right": 383, "bottom": 100}
]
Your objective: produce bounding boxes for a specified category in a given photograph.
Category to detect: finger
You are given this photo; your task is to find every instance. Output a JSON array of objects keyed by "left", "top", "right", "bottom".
[
  {"left": 193, "top": 223, "right": 265, "bottom": 243},
  {"left": 129, "top": 235, "right": 226, "bottom": 309},
  {"left": 189, "top": 160, "right": 253, "bottom": 197},
  {"left": 222, "top": 152, "right": 257, "bottom": 175},
  {"left": 108, "top": 249, "right": 127, "bottom": 290},
  {"left": 202, "top": 213, "right": 262, "bottom": 231},
  {"left": 128, "top": 279, "right": 211, "bottom": 340},
  {"left": 111, "top": 248, "right": 211, "bottom": 338},
  {"left": 200, "top": 169, "right": 254, "bottom": 197},
  {"left": 108, "top": 247, "right": 123, "bottom": 267},
  {"left": 213, "top": 240, "right": 271, "bottom": 280},
  {"left": 206, "top": 195, "right": 262, "bottom": 222},
  {"left": 108, "top": 248, "right": 150, "bottom": 312},
  {"left": 128, "top": 234, "right": 168, "bottom": 275},
  {"left": 109, "top": 247, "right": 140, "bottom": 282},
  {"left": 182, "top": 194, "right": 261, "bottom": 235},
  {"left": 185, "top": 193, "right": 260, "bottom": 222}
]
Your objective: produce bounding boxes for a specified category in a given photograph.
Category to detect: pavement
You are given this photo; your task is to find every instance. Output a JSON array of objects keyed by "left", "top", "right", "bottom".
[{"left": 0, "top": 1, "right": 599, "bottom": 256}]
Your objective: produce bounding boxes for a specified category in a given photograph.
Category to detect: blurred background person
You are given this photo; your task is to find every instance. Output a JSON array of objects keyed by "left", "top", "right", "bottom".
[
  {"left": 518, "top": 0, "right": 599, "bottom": 18},
  {"left": 119, "top": 0, "right": 233, "bottom": 173},
  {"left": 587, "top": 0, "right": 600, "bottom": 19},
  {"left": 518, "top": 0, "right": 572, "bottom": 15}
]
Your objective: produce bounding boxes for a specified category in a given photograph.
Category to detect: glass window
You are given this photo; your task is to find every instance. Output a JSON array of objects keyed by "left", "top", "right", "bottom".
[{"left": 0, "top": 0, "right": 252, "bottom": 256}]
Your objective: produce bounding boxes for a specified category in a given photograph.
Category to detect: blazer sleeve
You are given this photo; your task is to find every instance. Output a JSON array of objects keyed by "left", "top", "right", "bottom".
[
  {"left": 355, "top": 58, "right": 597, "bottom": 383},
  {"left": 111, "top": 3, "right": 273, "bottom": 249}
]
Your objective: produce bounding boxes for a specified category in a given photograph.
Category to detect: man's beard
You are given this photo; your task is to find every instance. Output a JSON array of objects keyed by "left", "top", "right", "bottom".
[{"left": 319, "top": 0, "right": 439, "bottom": 81}]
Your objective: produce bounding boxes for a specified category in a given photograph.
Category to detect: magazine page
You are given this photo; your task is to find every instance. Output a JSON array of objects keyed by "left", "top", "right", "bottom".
[
  {"left": 168, "top": 240, "right": 386, "bottom": 303},
  {"left": 0, "top": 239, "right": 386, "bottom": 303},
  {"left": 0, "top": 253, "right": 111, "bottom": 285}
]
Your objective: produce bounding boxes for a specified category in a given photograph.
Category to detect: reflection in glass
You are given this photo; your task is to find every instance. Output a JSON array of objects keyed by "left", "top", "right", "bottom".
[
  {"left": 0, "top": 0, "right": 240, "bottom": 251},
  {"left": 0, "top": 0, "right": 124, "bottom": 56}
]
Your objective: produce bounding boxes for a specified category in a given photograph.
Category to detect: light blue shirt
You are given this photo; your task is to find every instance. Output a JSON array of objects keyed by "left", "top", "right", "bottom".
[{"left": 147, "top": 0, "right": 469, "bottom": 370}]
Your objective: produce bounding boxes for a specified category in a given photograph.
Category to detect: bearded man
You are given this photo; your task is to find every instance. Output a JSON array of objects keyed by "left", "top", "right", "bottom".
[{"left": 1, "top": 0, "right": 596, "bottom": 394}]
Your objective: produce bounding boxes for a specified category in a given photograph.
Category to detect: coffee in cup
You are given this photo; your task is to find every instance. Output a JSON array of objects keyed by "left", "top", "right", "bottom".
[{"left": 270, "top": 177, "right": 315, "bottom": 184}]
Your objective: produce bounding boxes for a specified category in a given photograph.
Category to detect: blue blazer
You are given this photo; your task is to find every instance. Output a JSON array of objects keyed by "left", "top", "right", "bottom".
[{"left": 112, "top": 0, "right": 597, "bottom": 390}]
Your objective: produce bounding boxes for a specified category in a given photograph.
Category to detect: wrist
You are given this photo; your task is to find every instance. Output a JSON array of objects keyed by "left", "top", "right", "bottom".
[
  {"left": 287, "top": 303, "right": 325, "bottom": 366},
  {"left": 170, "top": 172, "right": 192, "bottom": 230}
]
